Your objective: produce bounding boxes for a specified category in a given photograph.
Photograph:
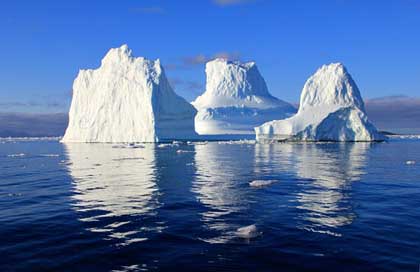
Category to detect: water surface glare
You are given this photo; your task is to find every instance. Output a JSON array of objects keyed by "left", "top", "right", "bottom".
[{"left": 1, "top": 139, "right": 420, "bottom": 271}]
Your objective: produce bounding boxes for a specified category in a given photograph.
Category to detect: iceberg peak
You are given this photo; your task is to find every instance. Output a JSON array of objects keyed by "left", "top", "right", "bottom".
[
  {"left": 299, "top": 62, "right": 365, "bottom": 112},
  {"left": 191, "top": 59, "right": 296, "bottom": 135},
  {"left": 255, "top": 63, "right": 384, "bottom": 142},
  {"left": 62, "top": 45, "right": 197, "bottom": 143},
  {"left": 101, "top": 44, "right": 134, "bottom": 65},
  {"left": 209, "top": 58, "right": 256, "bottom": 69},
  {"left": 193, "top": 59, "right": 278, "bottom": 109}
]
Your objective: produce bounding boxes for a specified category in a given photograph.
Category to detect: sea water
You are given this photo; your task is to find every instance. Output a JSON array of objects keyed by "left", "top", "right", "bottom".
[{"left": 1, "top": 138, "right": 419, "bottom": 271}]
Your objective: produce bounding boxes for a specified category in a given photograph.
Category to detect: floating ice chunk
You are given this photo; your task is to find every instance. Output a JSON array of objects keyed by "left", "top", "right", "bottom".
[
  {"left": 406, "top": 160, "right": 416, "bottom": 165},
  {"left": 40, "top": 154, "right": 60, "bottom": 157},
  {"left": 7, "top": 153, "right": 25, "bottom": 157},
  {"left": 0, "top": 136, "right": 61, "bottom": 142},
  {"left": 194, "top": 141, "right": 208, "bottom": 145},
  {"left": 157, "top": 143, "right": 172, "bottom": 148},
  {"left": 176, "top": 150, "right": 194, "bottom": 154},
  {"left": 7, "top": 193, "right": 23, "bottom": 197},
  {"left": 236, "top": 224, "right": 260, "bottom": 239},
  {"left": 217, "top": 139, "right": 256, "bottom": 145},
  {"left": 249, "top": 179, "right": 277, "bottom": 188}
]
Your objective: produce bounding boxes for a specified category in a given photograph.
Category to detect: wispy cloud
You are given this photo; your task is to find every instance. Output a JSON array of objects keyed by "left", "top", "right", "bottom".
[
  {"left": 213, "top": 0, "right": 256, "bottom": 7},
  {"left": 169, "top": 78, "right": 203, "bottom": 94},
  {"left": 183, "top": 54, "right": 208, "bottom": 66},
  {"left": 130, "top": 6, "right": 165, "bottom": 14},
  {"left": 165, "top": 52, "right": 242, "bottom": 70},
  {"left": 213, "top": 51, "right": 241, "bottom": 61}
]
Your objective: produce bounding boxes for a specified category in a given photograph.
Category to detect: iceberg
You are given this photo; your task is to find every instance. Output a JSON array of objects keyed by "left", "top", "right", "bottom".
[
  {"left": 236, "top": 224, "right": 260, "bottom": 239},
  {"left": 255, "top": 63, "right": 385, "bottom": 142},
  {"left": 192, "top": 59, "right": 296, "bottom": 135},
  {"left": 62, "top": 45, "right": 197, "bottom": 143}
]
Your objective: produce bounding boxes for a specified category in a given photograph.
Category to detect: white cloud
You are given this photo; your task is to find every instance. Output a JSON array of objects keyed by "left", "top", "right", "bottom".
[{"left": 213, "top": 0, "right": 256, "bottom": 7}]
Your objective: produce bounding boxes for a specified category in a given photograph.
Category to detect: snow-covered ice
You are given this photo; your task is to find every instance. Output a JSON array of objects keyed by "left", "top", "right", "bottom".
[
  {"left": 255, "top": 63, "right": 385, "bottom": 142},
  {"left": 236, "top": 224, "right": 260, "bottom": 239},
  {"left": 192, "top": 59, "right": 296, "bottom": 135},
  {"left": 62, "top": 45, "right": 197, "bottom": 143}
]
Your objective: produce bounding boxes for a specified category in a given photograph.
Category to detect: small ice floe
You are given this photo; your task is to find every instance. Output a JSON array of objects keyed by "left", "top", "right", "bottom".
[
  {"left": 0, "top": 136, "right": 61, "bottom": 142},
  {"left": 391, "top": 134, "right": 420, "bottom": 140},
  {"left": 40, "top": 154, "right": 60, "bottom": 157},
  {"left": 194, "top": 141, "right": 208, "bottom": 145},
  {"left": 217, "top": 139, "right": 255, "bottom": 145},
  {"left": 187, "top": 141, "right": 208, "bottom": 146},
  {"left": 157, "top": 143, "right": 171, "bottom": 148},
  {"left": 249, "top": 179, "right": 277, "bottom": 188},
  {"left": 176, "top": 150, "right": 193, "bottom": 154},
  {"left": 59, "top": 160, "right": 73, "bottom": 166},
  {"left": 236, "top": 224, "right": 261, "bottom": 239},
  {"left": 7, "top": 193, "right": 23, "bottom": 197},
  {"left": 7, "top": 153, "right": 25, "bottom": 158},
  {"left": 406, "top": 160, "right": 416, "bottom": 165}
]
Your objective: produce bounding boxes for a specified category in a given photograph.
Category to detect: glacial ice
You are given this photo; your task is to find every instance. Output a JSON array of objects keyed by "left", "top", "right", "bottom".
[
  {"left": 236, "top": 224, "right": 260, "bottom": 239},
  {"left": 192, "top": 59, "right": 296, "bottom": 135},
  {"left": 249, "top": 179, "right": 277, "bottom": 188},
  {"left": 62, "top": 45, "right": 197, "bottom": 143},
  {"left": 255, "top": 63, "right": 385, "bottom": 142}
]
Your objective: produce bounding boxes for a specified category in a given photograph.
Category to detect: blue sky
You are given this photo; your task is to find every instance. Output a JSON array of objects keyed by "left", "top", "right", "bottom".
[{"left": 1, "top": 0, "right": 419, "bottom": 113}]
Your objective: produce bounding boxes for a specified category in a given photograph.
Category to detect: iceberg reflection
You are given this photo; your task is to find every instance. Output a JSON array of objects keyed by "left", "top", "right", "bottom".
[
  {"left": 293, "top": 143, "right": 369, "bottom": 235},
  {"left": 255, "top": 142, "right": 369, "bottom": 236},
  {"left": 64, "top": 143, "right": 160, "bottom": 246},
  {"left": 192, "top": 143, "right": 254, "bottom": 243}
]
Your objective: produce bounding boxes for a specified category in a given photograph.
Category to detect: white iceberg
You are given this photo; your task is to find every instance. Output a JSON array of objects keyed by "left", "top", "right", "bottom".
[
  {"left": 236, "top": 224, "right": 260, "bottom": 239},
  {"left": 62, "top": 45, "right": 197, "bottom": 143},
  {"left": 255, "top": 63, "right": 385, "bottom": 142},
  {"left": 192, "top": 59, "right": 296, "bottom": 135}
]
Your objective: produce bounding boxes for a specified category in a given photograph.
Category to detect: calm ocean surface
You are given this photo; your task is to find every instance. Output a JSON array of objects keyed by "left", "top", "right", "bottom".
[{"left": 1, "top": 139, "right": 419, "bottom": 271}]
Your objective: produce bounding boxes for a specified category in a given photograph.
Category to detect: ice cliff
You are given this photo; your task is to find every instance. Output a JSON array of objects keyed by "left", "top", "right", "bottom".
[
  {"left": 192, "top": 59, "right": 296, "bottom": 135},
  {"left": 255, "top": 63, "right": 385, "bottom": 142},
  {"left": 62, "top": 45, "right": 197, "bottom": 143}
]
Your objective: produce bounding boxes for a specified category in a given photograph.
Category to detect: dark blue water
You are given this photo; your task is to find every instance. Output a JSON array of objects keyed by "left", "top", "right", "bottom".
[{"left": 1, "top": 139, "right": 419, "bottom": 271}]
